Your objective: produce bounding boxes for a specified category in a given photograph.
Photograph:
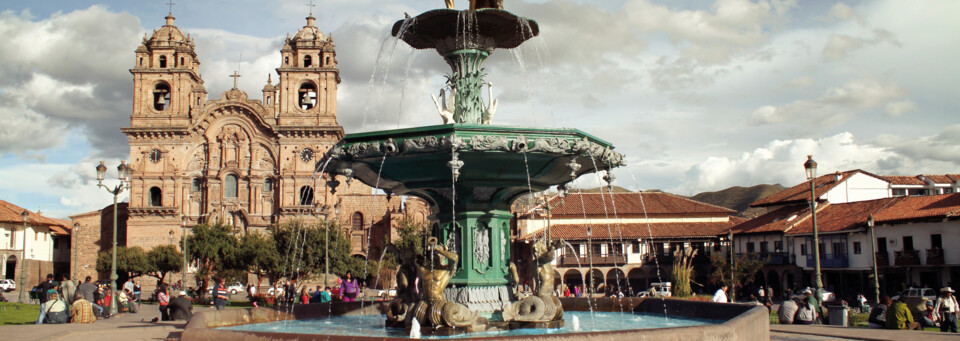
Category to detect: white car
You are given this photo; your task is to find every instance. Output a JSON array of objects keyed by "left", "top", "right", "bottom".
[
  {"left": 207, "top": 283, "right": 244, "bottom": 295},
  {"left": 798, "top": 287, "right": 836, "bottom": 303},
  {"left": 0, "top": 279, "right": 15, "bottom": 292},
  {"left": 892, "top": 287, "right": 937, "bottom": 302}
]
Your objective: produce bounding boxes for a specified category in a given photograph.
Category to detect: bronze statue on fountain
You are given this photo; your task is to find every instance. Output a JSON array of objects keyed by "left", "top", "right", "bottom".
[{"left": 503, "top": 238, "right": 566, "bottom": 327}]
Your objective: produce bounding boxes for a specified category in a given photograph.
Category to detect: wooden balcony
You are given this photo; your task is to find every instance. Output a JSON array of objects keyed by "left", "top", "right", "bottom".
[
  {"left": 876, "top": 252, "right": 890, "bottom": 267},
  {"left": 559, "top": 254, "right": 628, "bottom": 267},
  {"left": 927, "top": 248, "right": 945, "bottom": 265},
  {"left": 807, "top": 253, "right": 849, "bottom": 268},
  {"left": 894, "top": 249, "right": 921, "bottom": 266}
]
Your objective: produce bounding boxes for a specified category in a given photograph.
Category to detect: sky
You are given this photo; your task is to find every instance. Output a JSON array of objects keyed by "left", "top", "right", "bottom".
[{"left": 1, "top": 0, "right": 958, "bottom": 219}]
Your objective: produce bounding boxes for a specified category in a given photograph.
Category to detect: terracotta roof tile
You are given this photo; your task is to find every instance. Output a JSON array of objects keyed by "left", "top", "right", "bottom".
[
  {"left": 0, "top": 200, "right": 67, "bottom": 227},
  {"left": 751, "top": 170, "right": 889, "bottom": 207},
  {"left": 519, "top": 220, "right": 739, "bottom": 241},
  {"left": 922, "top": 174, "right": 959, "bottom": 184},
  {"left": 873, "top": 193, "right": 960, "bottom": 224},
  {"left": 885, "top": 175, "right": 926, "bottom": 186},
  {"left": 730, "top": 205, "right": 810, "bottom": 235},
  {"left": 787, "top": 198, "right": 895, "bottom": 235},
  {"left": 548, "top": 192, "right": 735, "bottom": 216}
]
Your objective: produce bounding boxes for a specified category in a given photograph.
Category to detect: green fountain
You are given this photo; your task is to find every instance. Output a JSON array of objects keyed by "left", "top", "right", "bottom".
[{"left": 321, "top": 4, "right": 624, "bottom": 336}]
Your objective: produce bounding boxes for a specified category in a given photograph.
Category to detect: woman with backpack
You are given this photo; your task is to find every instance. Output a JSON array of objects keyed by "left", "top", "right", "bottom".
[{"left": 36, "top": 290, "right": 70, "bottom": 324}]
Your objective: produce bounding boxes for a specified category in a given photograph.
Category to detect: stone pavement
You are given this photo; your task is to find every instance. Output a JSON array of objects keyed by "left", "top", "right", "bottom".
[
  {"left": 2, "top": 303, "right": 186, "bottom": 341},
  {"left": 772, "top": 324, "right": 960, "bottom": 341}
]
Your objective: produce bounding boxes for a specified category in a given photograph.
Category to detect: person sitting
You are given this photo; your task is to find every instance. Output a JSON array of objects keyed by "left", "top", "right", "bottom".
[
  {"left": 869, "top": 296, "right": 891, "bottom": 328},
  {"left": 887, "top": 296, "right": 921, "bottom": 330},
  {"left": 71, "top": 292, "right": 96, "bottom": 324},
  {"left": 117, "top": 289, "right": 130, "bottom": 313},
  {"left": 795, "top": 296, "right": 817, "bottom": 325},
  {"left": 779, "top": 297, "right": 800, "bottom": 324},
  {"left": 921, "top": 301, "right": 939, "bottom": 328},
  {"left": 168, "top": 291, "right": 193, "bottom": 321},
  {"left": 320, "top": 287, "right": 332, "bottom": 303},
  {"left": 37, "top": 290, "right": 70, "bottom": 324}
]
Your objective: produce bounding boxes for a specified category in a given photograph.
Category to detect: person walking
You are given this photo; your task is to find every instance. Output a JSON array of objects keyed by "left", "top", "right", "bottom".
[
  {"left": 340, "top": 271, "right": 359, "bottom": 302},
  {"left": 935, "top": 287, "right": 959, "bottom": 332},
  {"left": 213, "top": 278, "right": 229, "bottom": 310},
  {"left": 713, "top": 285, "right": 729, "bottom": 303},
  {"left": 61, "top": 275, "right": 77, "bottom": 307}
]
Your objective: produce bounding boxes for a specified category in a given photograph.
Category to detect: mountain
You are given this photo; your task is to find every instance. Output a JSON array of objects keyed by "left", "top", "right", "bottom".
[{"left": 691, "top": 184, "right": 786, "bottom": 217}]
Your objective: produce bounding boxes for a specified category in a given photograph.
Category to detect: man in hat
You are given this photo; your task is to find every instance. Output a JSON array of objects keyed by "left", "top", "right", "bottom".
[{"left": 935, "top": 287, "right": 959, "bottom": 332}]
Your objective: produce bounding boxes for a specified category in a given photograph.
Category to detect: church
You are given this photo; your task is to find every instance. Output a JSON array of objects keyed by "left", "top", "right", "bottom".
[{"left": 70, "top": 12, "right": 429, "bottom": 282}]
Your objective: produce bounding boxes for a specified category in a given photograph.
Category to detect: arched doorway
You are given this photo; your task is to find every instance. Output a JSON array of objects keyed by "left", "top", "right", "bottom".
[
  {"left": 587, "top": 269, "right": 604, "bottom": 294},
  {"left": 784, "top": 272, "right": 796, "bottom": 295},
  {"left": 628, "top": 268, "right": 645, "bottom": 295},
  {"left": 563, "top": 269, "right": 583, "bottom": 292},
  {"left": 606, "top": 268, "right": 627, "bottom": 295},
  {"left": 5, "top": 255, "right": 16, "bottom": 279},
  {"left": 767, "top": 270, "right": 781, "bottom": 299}
]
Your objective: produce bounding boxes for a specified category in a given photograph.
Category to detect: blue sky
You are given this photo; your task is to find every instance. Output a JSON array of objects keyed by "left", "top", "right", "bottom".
[{"left": 1, "top": 0, "right": 958, "bottom": 218}]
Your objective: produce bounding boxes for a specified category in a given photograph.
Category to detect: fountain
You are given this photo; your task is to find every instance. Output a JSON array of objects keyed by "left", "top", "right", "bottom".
[{"left": 181, "top": 2, "right": 769, "bottom": 340}]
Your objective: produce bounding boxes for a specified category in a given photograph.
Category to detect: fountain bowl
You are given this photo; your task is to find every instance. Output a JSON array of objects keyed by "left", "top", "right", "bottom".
[{"left": 181, "top": 298, "right": 769, "bottom": 340}]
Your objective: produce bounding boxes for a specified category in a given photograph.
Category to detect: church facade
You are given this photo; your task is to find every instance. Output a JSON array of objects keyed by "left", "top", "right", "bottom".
[{"left": 104, "top": 13, "right": 428, "bottom": 261}]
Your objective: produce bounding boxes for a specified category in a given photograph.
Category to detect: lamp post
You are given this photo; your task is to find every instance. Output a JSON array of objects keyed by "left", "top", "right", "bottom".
[
  {"left": 728, "top": 229, "right": 735, "bottom": 302},
  {"left": 95, "top": 160, "right": 131, "bottom": 317},
  {"left": 19, "top": 210, "right": 29, "bottom": 303},
  {"left": 804, "top": 155, "right": 824, "bottom": 314},
  {"left": 181, "top": 215, "right": 188, "bottom": 287},
  {"left": 868, "top": 214, "right": 880, "bottom": 303},
  {"left": 73, "top": 222, "right": 80, "bottom": 284}
]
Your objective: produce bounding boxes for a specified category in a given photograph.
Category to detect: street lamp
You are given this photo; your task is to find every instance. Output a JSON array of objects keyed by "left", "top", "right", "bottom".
[
  {"left": 19, "top": 209, "right": 29, "bottom": 303},
  {"left": 73, "top": 222, "right": 80, "bottom": 284},
  {"left": 868, "top": 214, "right": 880, "bottom": 304},
  {"left": 95, "top": 160, "right": 131, "bottom": 317},
  {"left": 804, "top": 155, "right": 824, "bottom": 314},
  {"left": 181, "top": 215, "right": 188, "bottom": 287},
  {"left": 728, "top": 229, "right": 735, "bottom": 302}
]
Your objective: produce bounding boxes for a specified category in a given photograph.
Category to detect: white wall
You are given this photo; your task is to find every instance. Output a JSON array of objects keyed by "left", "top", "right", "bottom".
[
  {"left": 874, "top": 220, "right": 960, "bottom": 265},
  {"left": 823, "top": 173, "right": 890, "bottom": 204}
]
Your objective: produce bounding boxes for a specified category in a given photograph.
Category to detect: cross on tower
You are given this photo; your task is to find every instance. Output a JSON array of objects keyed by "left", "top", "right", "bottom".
[
  {"left": 307, "top": 0, "right": 316, "bottom": 15},
  {"left": 229, "top": 71, "right": 242, "bottom": 89},
  {"left": 166, "top": 1, "right": 176, "bottom": 14}
]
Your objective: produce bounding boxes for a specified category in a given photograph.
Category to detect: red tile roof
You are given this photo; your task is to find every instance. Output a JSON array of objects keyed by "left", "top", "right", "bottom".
[
  {"left": 885, "top": 175, "right": 926, "bottom": 186},
  {"left": 0, "top": 200, "right": 71, "bottom": 233},
  {"left": 729, "top": 205, "right": 810, "bottom": 235},
  {"left": 547, "top": 192, "right": 735, "bottom": 217},
  {"left": 787, "top": 198, "right": 895, "bottom": 235},
  {"left": 873, "top": 193, "right": 960, "bottom": 224},
  {"left": 750, "top": 170, "right": 889, "bottom": 207},
  {"left": 519, "top": 218, "right": 744, "bottom": 241}
]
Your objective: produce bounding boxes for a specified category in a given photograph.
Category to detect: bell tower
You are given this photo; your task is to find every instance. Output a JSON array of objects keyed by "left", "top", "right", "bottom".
[
  {"left": 130, "top": 13, "right": 206, "bottom": 128},
  {"left": 275, "top": 14, "right": 340, "bottom": 126}
]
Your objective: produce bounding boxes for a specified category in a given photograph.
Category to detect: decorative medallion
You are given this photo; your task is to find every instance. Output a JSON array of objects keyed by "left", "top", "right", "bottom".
[
  {"left": 474, "top": 225, "right": 490, "bottom": 271},
  {"left": 149, "top": 149, "right": 163, "bottom": 163},
  {"left": 300, "top": 148, "right": 314, "bottom": 162}
]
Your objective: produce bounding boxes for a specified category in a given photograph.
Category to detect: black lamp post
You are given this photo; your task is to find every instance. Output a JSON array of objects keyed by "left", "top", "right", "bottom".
[
  {"left": 73, "top": 221, "right": 80, "bottom": 284},
  {"left": 868, "top": 214, "right": 880, "bottom": 303},
  {"left": 181, "top": 215, "right": 189, "bottom": 286},
  {"left": 18, "top": 209, "right": 29, "bottom": 303},
  {"left": 804, "top": 155, "right": 824, "bottom": 313},
  {"left": 95, "top": 160, "right": 131, "bottom": 317}
]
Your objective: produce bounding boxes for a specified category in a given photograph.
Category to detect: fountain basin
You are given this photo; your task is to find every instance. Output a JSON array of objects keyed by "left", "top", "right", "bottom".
[{"left": 181, "top": 298, "right": 769, "bottom": 340}]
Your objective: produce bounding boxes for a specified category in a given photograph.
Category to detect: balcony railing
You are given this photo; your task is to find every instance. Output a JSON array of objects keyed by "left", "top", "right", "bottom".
[
  {"left": 894, "top": 249, "right": 921, "bottom": 266},
  {"left": 807, "top": 253, "right": 849, "bottom": 268},
  {"left": 927, "top": 248, "right": 945, "bottom": 265},
  {"left": 559, "top": 254, "right": 628, "bottom": 267},
  {"left": 876, "top": 252, "right": 890, "bottom": 267}
]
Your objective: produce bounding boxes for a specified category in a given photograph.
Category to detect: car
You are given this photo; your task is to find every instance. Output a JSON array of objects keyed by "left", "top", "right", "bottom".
[
  {"left": 0, "top": 279, "right": 15, "bottom": 292},
  {"left": 892, "top": 287, "right": 937, "bottom": 302},
  {"left": 207, "top": 282, "right": 244, "bottom": 295},
  {"left": 798, "top": 287, "right": 836, "bottom": 303},
  {"left": 640, "top": 282, "right": 672, "bottom": 298},
  {"left": 377, "top": 288, "right": 397, "bottom": 299}
]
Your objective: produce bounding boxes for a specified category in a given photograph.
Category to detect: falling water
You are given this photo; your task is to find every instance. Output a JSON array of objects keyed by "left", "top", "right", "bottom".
[
  {"left": 410, "top": 317, "right": 422, "bottom": 338},
  {"left": 361, "top": 16, "right": 417, "bottom": 129},
  {"left": 360, "top": 153, "right": 390, "bottom": 313},
  {"left": 572, "top": 315, "right": 581, "bottom": 331},
  {"left": 586, "top": 157, "right": 627, "bottom": 313},
  {"left": 624, "top": 164, "right": 670, "bottom": 318}
]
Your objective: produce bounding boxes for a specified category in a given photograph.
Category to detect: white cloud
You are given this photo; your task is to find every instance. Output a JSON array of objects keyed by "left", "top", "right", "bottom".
[
  {"left": 884, "top": 100, "right": 917, "bottom": 117},
  {"left": 822, "top": 29, "right": 900, "bottom": 61},
  {"left": 750, "top": 78, "right": 908, "bottom": 130}
]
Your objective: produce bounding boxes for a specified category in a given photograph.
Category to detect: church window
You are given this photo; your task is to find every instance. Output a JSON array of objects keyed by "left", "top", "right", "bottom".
[
  {"left": 266, "top": 96, "right": 272, "bottom": 105},
  {"left": 191, "top": 178, "right": 202, "bottom": 192},
  {"left": 298, "top": 83, "right": 317, "bottom": 110},
  {"left": 153, "top": 83, "right": 171, "bottom": 111},
  {"left": 225, "top": 174, "right": 238, "bottom": 198},
  {"left": 352, "top": 212, "right": 364, "bottom": 230},
  {"left": 304, "top": 55, "right": 313, "bottom": 67},
  {"left": 299, "top": 186, "right": 314, "bottom": 205},
  {"left": 325, "top": 56, "right": 331, "bottom": 65},
  {"left": 139, "top": 57, "right": 143, "bottom": 66},
  {"left": 159, "top": 55, "right": 167, "bottom": 68},
  {"left": 284, "top": 56, "right": 289, "bottom": 65},
  {"left": 264, "top": 178, "right": 274, "bottom": 192},
  {"left": 180, "top": 57, "right": 184, "bottom": 67},
  {"left": 150, "top": 187, "right": 162, "bottom": 206}
]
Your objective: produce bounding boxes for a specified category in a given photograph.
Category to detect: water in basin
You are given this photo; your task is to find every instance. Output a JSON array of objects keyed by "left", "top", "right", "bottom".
[{"left": 219, "top": 311, "right": 721, "bottom": 339}]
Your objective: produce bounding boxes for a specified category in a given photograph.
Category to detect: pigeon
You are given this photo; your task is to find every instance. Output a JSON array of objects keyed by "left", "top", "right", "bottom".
[{"left": 150, "top": 317, "right": 159, "bottom": 323}]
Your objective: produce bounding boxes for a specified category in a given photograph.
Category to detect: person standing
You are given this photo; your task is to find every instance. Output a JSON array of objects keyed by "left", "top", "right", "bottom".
[
  {"left": 936, "top": 287, "right": 959, "bottom": 333},
  {"left": 766, "top": 286, "right": 775, "bottom": 303},
  {"left": 123, "top": 279, "right": 134, "bottom": 299},
  {"left": 713, "top": 285, "right": 729, "bottom": 303},
  {"left": 340, "top": 271, "right": 359, "bottom": 302},
  {"left": 77, "top": 276, "right": 102, "bottom": 317},
  {"left": 38, "top": 274, "right": 55, "bottom": 303},
  {"left": 157, "top": 284, "right": 170, "bottom": 321},
  {"left": 213, "top": 278, "right": 229, "bottom": 310},
  {"left": 133, "top": 280, "right": 142, "bottom": 307},
  {"left": 61, "top": 275, "right": 77, "bottom": 307}
]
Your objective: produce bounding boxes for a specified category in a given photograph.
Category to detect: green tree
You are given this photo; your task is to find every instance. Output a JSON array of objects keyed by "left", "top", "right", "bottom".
[
  {"left": 272, "top": 219, "right": 356, "bottom": 282},
  {"left": 187, "top": 222, "right": 240, "bottom": 299},
  {"left": 385, "top": 216, "right": 428, "bottom": 267},
  {"left": 145, "top": 244, "right": 183, "bottom": 283},
  {"left": 238, "top": 232, "right": 281, "bottom": 290},
  {"left": 96, "top": 246, "right": 152, "bottom": 282},
  {"left": 709, "top": 253, "right": 766, "bottom": 300}
]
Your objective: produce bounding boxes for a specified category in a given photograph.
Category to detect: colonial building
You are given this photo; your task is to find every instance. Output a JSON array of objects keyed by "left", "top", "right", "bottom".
[
  {"left": 0, "top": 200, "right": 72, "bottom": 289},
  {"left": 515, "top": 191, "right": 743, "bottom": 295},
  {"left": 70, "top": 12, "right": 429, "bottom": 285}
]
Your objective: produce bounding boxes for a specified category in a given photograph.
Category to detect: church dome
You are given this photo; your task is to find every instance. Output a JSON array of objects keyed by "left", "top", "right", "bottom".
[
  {"left": 289, "top": 15, "right": 327, "bottom": 45},
  {"left": 146, "top": 14, "right": 192, "bottom": 48}
]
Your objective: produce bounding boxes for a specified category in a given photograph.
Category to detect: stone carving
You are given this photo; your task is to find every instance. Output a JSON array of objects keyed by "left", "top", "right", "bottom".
[
  {"left": 511, "top": 135, "right": 528, "bottom": 152},
  {"left": 445, "top": 229, "right": 460, "bottom": 254},
  {"left": 431, "top": 88, "right": 456, "bottom": 124},
  {"left": 441, "top": 135, "right": 467, "bottom": 151},
  {"left": 481, "top": 82, "right": 498, "bottom": 124},
  {"left": 500, "top": 231, "right": 506, "bottom": 266},
  {"left": 401, "top": 136, "right": 441, "bottom": 154},
  {"left": 473, "top": 225, "right": 490, "bottom": 270},
  {"left": 447, "top": 152, "right": 464, "bottom": 182},
  {"left": 528, "top": 137, "right": 570, "bottom": 154},
  {"left": 468, "top": 135, "right": 510, "bottom": 151},
  {"left": 345, "top": 142, "right": 383, "bottom": 159}
]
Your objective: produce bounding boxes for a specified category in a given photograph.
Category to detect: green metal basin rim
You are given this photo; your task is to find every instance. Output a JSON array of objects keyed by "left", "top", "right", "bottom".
[
  {"left": 341, "top": 123, "right": 615, "bottom": 147},
  {"left": 446, "top": 49, "right": 491, "bottom": 57}
]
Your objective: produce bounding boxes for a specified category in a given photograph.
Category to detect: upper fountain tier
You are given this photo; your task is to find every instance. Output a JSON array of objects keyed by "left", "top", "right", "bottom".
[{"left": 392, "top": 9, "right": 539, "bottom": 56}]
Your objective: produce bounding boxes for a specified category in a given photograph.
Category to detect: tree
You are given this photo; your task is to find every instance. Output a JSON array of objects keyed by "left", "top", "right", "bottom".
[
  {"left": 670, "top": 247, "right": 699, "bottom": 297},
  {"left": 187, "top": 222, "right": 240, "bottom": 300},
  {"left": 709, "top": 253, "right": 766, "bottom": 300},
  {"left": 96, "top": 246, "right": 151, "bottom": 284},
  {"left": 385, "top": 216, "right": 428, "bottom": 267},
  {"left": 146, "top": 244, "right": 183, "bottom": 283},
  {"left": 238, "top": 232, "right": 280, "bottom": 290}
]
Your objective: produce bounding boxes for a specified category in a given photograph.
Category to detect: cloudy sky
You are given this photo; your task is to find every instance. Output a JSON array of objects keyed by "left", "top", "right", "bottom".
[{"left": 1, "top": 0, "right": 958, "bottom": 218}]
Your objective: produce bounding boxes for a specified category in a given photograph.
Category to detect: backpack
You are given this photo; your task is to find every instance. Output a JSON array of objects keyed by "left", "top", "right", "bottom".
[{"left": 44, "top": 300, "right": 69, "bottom": 324}]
